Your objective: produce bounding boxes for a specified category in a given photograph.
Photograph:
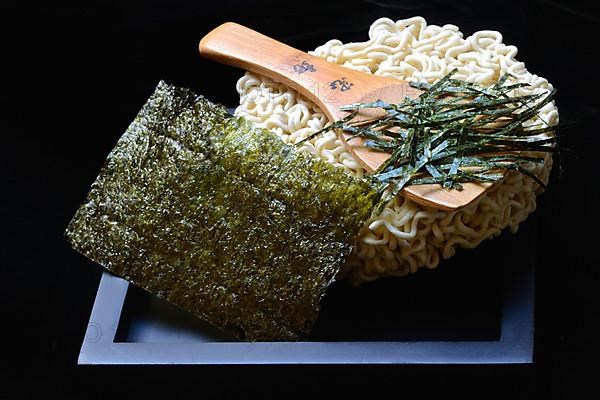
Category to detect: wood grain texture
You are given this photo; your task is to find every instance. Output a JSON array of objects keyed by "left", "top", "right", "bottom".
[{"left": 199, "top": 22, "right": 493, "bottom": 211}]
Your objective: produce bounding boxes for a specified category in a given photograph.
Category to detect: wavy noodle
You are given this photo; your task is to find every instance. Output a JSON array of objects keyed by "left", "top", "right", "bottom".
[{"left": 234, "top": 16, "right": 558, "bottom": 285}]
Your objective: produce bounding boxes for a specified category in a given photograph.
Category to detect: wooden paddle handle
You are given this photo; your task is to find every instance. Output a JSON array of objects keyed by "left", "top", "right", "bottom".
[{"left": 199, "top": 22, "right": 356, "bottom": 119}]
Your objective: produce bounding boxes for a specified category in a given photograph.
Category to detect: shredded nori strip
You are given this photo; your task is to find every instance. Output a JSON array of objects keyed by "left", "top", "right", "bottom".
[
  {"left": 66, "top": 81, "right": 378, "bottom": 341},
  {"left": 298, "top": 70, "right": 558, "bottom": 214}
]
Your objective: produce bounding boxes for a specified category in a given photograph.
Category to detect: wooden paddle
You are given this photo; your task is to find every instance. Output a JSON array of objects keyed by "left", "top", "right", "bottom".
[{"left": 199, "top": 22, "right": 494, "bottom": 211}]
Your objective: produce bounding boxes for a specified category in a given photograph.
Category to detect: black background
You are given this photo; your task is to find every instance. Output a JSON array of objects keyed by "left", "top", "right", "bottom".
[{"left": 2, "top": 0, "right": 599, "bottom": 398}]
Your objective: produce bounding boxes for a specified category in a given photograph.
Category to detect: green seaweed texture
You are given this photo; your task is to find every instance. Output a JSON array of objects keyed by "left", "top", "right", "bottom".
[{"left": 66, "top": 81, "right": 378, "bottom": 341}]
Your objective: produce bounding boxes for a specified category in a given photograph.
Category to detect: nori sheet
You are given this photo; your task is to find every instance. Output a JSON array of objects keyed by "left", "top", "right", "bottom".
[{"left": 66, "top": 81, "right": 378, "bottom": 341}]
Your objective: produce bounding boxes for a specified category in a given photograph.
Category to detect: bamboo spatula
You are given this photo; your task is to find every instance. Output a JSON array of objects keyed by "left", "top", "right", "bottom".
[{"left": 199, "top": 22, "right": 494, "bottom": 211}]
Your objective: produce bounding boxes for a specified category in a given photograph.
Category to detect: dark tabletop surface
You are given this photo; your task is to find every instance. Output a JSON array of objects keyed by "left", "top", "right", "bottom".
[{"left": 2, "top": 0, "right": 599, "bottom": 398}]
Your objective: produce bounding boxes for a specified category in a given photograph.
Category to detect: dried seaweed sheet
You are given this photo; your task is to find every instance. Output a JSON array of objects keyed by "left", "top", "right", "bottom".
[{"left": 66, "top": 81, "right": 377, "bottom": 341}]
